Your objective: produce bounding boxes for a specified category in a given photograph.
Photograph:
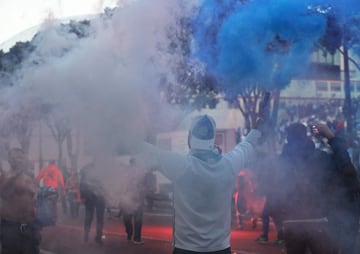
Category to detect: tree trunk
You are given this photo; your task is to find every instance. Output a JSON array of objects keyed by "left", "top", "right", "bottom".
[
  {"left": 66, "top": 130, "right": 79, "bottom": 169},
  {"left": 268, "top": 90, "right": 280, "bottom": 152},
  {"left": 270, "top": 89, "right": 280, "bottom": 127},
  {"left": 57, "top": 141, "right": 63, "bottom": 167},
  {"left": 343, "top": 44, "right": 353, "bottom": 139}
]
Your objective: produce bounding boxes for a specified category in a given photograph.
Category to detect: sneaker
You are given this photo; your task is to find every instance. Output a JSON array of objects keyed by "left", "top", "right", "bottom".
[
  {"left": 95, "top": 236, "right": 103, "bottom": 246},
  {"left": 274, "top": 239, "right": 285, "bottom": 245},
  {"left": 133, "top": 240, "right": 144, "bottom": 245},
  {"left": 255, "top": 236, "right": 268, "bottom": 243},
  {"left": 127, "top": 235, "right": 132, "bottom": 241}
]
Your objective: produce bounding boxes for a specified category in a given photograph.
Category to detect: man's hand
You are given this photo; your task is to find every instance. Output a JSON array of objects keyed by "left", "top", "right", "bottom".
[
  {"left": 255, "top": 92, "right": 271, "bottom": 143},
  {"left": 254, "top": 117, "right": 270, "bottom": 145},
  {"left": 254, "top": 117, "right": 265, "bottom": 130},
  {"left": 311, "top": 122, "right": 335, "bottom": 140}
]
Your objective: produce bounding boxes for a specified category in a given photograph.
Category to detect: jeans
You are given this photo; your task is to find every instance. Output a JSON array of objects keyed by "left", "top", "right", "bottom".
[
  {"left": 0, "top": 219, "right": 41, "bottom": 254},
  {"left": 173, "top": 247, "right": 231, "bottom": 254},
  {"left": 84, "top": 196, "right": 105, "bottom": 240},
  {"left": 47, "top": 191, "right": 59, "bottom": 224},
  {"left": 123, "top": 206, "right": 143, "bottom": 241}
]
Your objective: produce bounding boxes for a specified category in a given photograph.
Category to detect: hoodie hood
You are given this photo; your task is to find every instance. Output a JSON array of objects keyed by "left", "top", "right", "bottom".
[
  {"left": 282, "top": 122, "right": 316, "bottom": 159},
  {"left": 188, "top": 115, "right": 216, "bottom": 151}
]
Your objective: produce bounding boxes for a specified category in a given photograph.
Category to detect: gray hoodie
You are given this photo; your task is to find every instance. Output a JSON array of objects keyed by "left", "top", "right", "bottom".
[{"left": 139, "top": 128, "right": 261, "bottom": 252}]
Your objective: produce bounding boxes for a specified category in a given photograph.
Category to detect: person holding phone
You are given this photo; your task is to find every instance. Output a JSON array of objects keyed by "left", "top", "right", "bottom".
[{"left": 312, "top": 122, "right": 360, "bottom": 254}]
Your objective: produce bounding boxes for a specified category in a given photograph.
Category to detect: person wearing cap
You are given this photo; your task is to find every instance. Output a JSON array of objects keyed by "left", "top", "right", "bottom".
[{"left": 137, "top": 114, "right": 262, "bottom": 254}]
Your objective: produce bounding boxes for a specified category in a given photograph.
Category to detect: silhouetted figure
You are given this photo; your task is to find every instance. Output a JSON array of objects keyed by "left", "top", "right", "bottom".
[
  {"left": 0, "top": 148, "right": 41, "bottom": 254},
  {"left": 36, "top": 160, "right": 65, "bottom": 224},
  {"left": 144, "top": 170, "right": 157, "bottom": 211},
  {"left": 65, "top": 168, "right": 80, "bottom": 218},
  {"left": 255, "top": 152, "right": 284, "bottom": 245},
  {"left": 80, "top": 162, "right": 106, "bottom": 246},
  {"left": 274, "top": 123, "right": 344, "bottom": 253},
  {"left": 255, "top": 197, "right": 284, "bottom": 245},
  {"left": 314, "top": 123, "right": 360, "bottom": 254},
  {"left": 122, "top": 158, "right": 146, "bottom": 245}
]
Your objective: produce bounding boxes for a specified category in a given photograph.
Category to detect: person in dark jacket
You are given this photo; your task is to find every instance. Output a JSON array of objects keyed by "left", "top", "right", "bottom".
[
  {"left": 254, "top": 150, "right": 285, "bottom": 245},
  {"left": 80, "top": 162, "right": 106, "bottom": 245},
  {"left": 313, "top": 122, "right": 360, "bottom": 254},
  {"left": 272, "top": 122, "right": 338, "bottom": 254},
  {"left": 255, "top": 197, "right": 284, "bottom": 245}
]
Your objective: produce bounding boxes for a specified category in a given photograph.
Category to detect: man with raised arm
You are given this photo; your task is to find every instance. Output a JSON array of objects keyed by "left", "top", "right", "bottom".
[
  {"left": 313, "top": 122, "right": 360, "bottom": 254},
  {"left": 137, "top": 114, "right": 262, "bottom": 254}
]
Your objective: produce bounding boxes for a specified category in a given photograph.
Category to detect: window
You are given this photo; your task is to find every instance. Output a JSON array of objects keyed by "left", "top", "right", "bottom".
[
  {"left": 315, "top": 81, "right": 328, "bottom": 91},
  {"left": 353, "top": 82, "right": 360, "bottom": 92},
  {"left": 330, "top": 82, "right": 341, "bottom": 92},
  {"left": 351, "top": 84, "right": 355, "bottom": 92}
]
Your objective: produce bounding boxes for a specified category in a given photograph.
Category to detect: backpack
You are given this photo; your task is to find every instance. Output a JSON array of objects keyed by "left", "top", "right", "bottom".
[{"left": 35, "top": 186, "right": 57, "bottom": 227}]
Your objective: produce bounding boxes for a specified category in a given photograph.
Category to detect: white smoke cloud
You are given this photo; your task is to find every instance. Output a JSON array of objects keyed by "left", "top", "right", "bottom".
[
  {"left": 0, "top": 0, "right": 198, "bottom": 210},
  {"left": 14, "top": 0, "right": 194, "bottom": 154}
]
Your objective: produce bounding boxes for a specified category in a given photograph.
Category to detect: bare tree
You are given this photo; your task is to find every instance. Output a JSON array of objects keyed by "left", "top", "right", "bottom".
[
  {"left": 66, "top": 127, "right": 80, "bottom": 169},
  {"left": 44, "top": 114, "right": 71, "bottom": 167}
]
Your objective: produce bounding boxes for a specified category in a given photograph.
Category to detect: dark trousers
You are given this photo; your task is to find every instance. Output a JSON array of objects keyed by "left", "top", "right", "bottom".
[
  {"left": 61, "top": 194, "right": 67, "bottom": 215},
  {"left": 283, "top": 221, "right": 336, "bottom": 254},
  {"left": 84, "top": 197, "right": 105, "bottom": 240},
  {"left": 173, "top": 247, "right": 231, "bottom": 254},
  {"left": 48, "top": 193, "right": 58, "bottom": 223},
  {"left": 261, "top": 199, "right": 284, "bottom": 240},
  {"left": 67, "top": 192, "right": 79, "bottom": 218},
  {"left": 123, "top": 206, "right": 143, "bottom": 241},
  {"left": 0, "top": 219, "right": 41, "bottom": 254},
  {"left": 328, "top": 204, "right": 360, "bottom": 254}
]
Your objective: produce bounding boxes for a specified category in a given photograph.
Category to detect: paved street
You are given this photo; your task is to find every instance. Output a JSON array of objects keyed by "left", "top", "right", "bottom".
[
  {"left": 40, "top": 209, "right": 285, "bottom": 254},
  {"left": 40, "top": 208, "right": 360, "bottom": 254}
]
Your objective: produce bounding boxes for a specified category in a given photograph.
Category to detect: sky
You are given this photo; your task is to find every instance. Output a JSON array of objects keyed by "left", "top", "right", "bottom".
[{"left": 0, "top": 0, "right": 118, "bottom": 49}]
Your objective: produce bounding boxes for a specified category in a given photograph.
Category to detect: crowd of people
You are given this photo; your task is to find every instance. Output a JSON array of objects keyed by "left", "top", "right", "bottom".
[{"left": 0, "top": 109, "right": 359, "bottom": 254}]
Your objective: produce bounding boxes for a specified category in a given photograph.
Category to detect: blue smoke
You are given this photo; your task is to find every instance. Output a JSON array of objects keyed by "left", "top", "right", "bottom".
[
  {"left": 327, "top": 0, "right": 360, "bottom": 17},
  {"left": 192, "top": 0, "right": 330, "bottom": 96},
  {"left": 192, "top": 0, "right": 241, "bottom": 72}
]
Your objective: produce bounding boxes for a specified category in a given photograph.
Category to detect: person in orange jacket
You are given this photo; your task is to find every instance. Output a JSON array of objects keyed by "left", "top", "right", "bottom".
[{"left": 36, "top": 160, "right": 65, "bottom": 224}]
